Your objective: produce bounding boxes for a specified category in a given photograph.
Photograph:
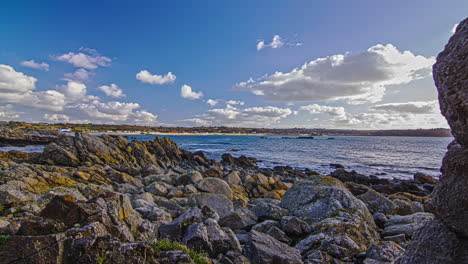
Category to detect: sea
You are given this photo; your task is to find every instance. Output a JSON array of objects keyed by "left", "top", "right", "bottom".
[{"left": 1, "top": 135, "right": 452, "bottom": 180}]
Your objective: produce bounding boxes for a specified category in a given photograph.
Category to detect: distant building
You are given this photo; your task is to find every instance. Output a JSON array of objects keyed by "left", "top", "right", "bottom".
[{"left": 58, "top": 128, "right": 72, "bottom": 132}]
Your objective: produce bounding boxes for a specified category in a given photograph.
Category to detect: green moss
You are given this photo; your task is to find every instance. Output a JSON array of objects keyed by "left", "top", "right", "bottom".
[
  {"left": 0, "top": 205, "right": 8, "bottom": 217},
  {"left": 149, "top": 239, "right": 211, "bottom": 264},
  {"left": 0, "top": 234, "right": 10, "bottom": 245},
  {"left": 96, "top": 255, "right": 106, "bottom": 264}
]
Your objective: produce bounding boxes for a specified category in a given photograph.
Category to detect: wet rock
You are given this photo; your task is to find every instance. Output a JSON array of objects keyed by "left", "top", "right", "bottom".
[
  {"left": 243, "top": 230, "right": 303, "bottom": 264},
  {"left": 330, "top": 168, "right": 370, "bottom": 185}
]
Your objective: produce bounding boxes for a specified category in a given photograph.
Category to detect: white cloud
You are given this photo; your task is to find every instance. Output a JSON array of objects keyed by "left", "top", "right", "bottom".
[
  {"left": 54, "top": 48, "right": 111, "bottom": 69},
  {"left": 57, "top": 81, "right": 88, "bottom": 102},
  {"left": 226, "top": 100, "right": 245, "bottom": 106},
  {"left": 452, "top": 23, "right": 459, "bottom": 34},
  {"left": 64, "top": 68, "right": 92, "bottom": 82},
  {"left": 370, "top": 100, "right": 439, "bottom": 114},
  {"left": 20, "top": 60, "right": 49, "bottom": 71},
  {"left": 136, "top": 70, "right": 176, "bottom": 85},
  {"left": 181, "top": 85, "right": 203, "bottom": 100},
  {"left": 206, "top": 99, "right": 219, "bottom": 106},
  {"left": 257, "top": 35, "right": 284, "bottom": 50},
  {"left": 98, "top": 83, "right": 125, "bottom": 98},
  {"left": 256, "top": 35, "right": 302, "bottom": 51},
  {"left": 240, "top": 44, "right": 435, "bottom": 104},
  {"left": 43, "top": 113, "right": 70, "bottom": 122},
  {"left": 179, "top": 118, "right": 211, "bottom": 126},
  {"left": 300, "top": 104, "right": 347, "bottom": 119},
  {"left": 190, "top": 105, "right": 292, "bottom": 127},
  {"left": 24, "top": 90, "right": 67, "bottom": 111},
  {"left": 0, "top": 105, "right": 21, "bottom": 120},
  {"left": 0, "top": 64, "right": 37, "bottom": 94}
]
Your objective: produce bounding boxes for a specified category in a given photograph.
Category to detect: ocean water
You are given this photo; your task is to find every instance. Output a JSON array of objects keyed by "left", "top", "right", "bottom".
[
  {"left": 128, "top": 135, "right": 452, "bottom": 180},
  {"left": 1, "top": 135, "right": 452, "bottom": 180}
]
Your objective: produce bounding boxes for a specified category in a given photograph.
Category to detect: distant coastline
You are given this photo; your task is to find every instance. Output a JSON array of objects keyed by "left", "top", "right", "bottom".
[{"left": 1, "top": 121, "right": 452, "bottom": 137}]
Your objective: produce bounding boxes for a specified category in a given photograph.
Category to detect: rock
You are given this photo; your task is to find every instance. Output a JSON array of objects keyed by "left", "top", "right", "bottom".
[
  {"left": 251, "top": 202, "right": 288, "bottom": 221},
  {"left": 195, "top": 177, "right": 233, "bottom": 199},
  {"left": 187, "top": 193, "right": 234, "bottom": 219},
  {"left": 225, "top": 171, "right": 242, "bottom": 186},
  {"left": 280, "top": 216, "right": 311, "bottom": 236},
  {"left": 243, "top": 230, "right": 303, "bottom": 264},
  {"left": 358, "top": 190, "right": 396, "bottom": 215},
  {"left": 203, "top": 167, "right": 223, "bottom": 178},
  {"left": 281, "top": 175, "right": 378, "bottom": 254},
  {"left": 183, "top": 222, "right": 213, "bottom": 254},
  {"left": 205, "top": 219, "right": 242, "bottom": 256},
  {"left": 251, "top": 220, "right": 280, "bottom": 233},
  {"left": 159, "top": 207, "right": 213, "bottom": 241},
  {"left": 365, "top": 241, "right": 405, "bottom": 263},
  {"left": 330, "top": 168, "right": 370, "bottom": 185},
  {"left": 266, "top": 226, "right": 291, "bottom": 244},
  {"left": 175, "top": 171, "right": 203, "bottom": 186},
  {"left": 373, "top": 213, "right": 388, "bottom": 229},
  {"left": 396, "top": 219, "right": 468, "bottom": 264},
  {"left": 392, "top": 199, "right": 414, "bottom": 216},
  {"left": 219, "top": 207, "right": 258, "bottom": 230},
  {"left": 383, "top": 213, "right": 434, "bottom": 239},
  {"left": 413, "top": 173, "right": 438, "bottom": 185},
  {"left": 345, "top": 182, "right": 372, "bottom": 196},
  {"left": 146, "top": 181, "right": 172, "bottom": 197}
]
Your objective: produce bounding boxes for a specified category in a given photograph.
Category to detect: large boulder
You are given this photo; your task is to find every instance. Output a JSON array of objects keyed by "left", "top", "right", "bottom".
[
  {"left": 243, "top": 230, "right": 303, "bottom": 264},
  {"left": 281, "top": 175, "right": 379, "bottom": 257},
  {"left": 195, "top": 177, "right": 233, "bottom": 199},
  {"left": 397, "top": 18, "right": 468, "bottom": 264}
]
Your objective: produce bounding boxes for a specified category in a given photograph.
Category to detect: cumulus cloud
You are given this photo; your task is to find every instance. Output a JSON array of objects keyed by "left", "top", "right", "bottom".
[
  {"left": 136, "top": 70, "right": 176, "bottom": 85},
  {"left": 0, "top": 64, "right": 37, "bottom": 94},
  {"left": 57, "top": 81, "right": 88, "bottom": 102},
  {"left": 53, "top": 48, "right": 111, "bottom": 69},
  {"left": 181, "top": 85, "right": 203, "bottom": 100},
  {"left": 64, "top": 68, "right": 92, "bottom": 82},
  {"left": 206, "top": 99, "right": 219, "bottom": 106},
  {"left": 299, "top": 102, "right": 447, "bottom": 129},
  {"left": 20, "top": 60, "right": 49, "bottom": 71},
  {"left": 189, "top": 105, "right": 293, "bottom": 127},
  {"left": 239, "top": 44, "right": 435, "bottom": 104},
  {"left": 0, "top": 64, "right": 158, "bottom": 125},
  {"left": 370, "top": 100, "right": 439, "bottom": 114},
  {"left": 98, "top": 83, "right": 125, "bottom": 98}
]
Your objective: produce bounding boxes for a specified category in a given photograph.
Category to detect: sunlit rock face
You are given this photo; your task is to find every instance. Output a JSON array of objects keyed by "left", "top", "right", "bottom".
[{"left": 396, "top": 18, "right": 468, "bottom": 264}]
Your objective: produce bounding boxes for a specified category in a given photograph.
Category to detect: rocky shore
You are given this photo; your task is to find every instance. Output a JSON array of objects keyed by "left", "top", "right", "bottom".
[
  {"left": 0, "top": 130, "right": 439, "bottom": 264},
  {"left": 0, "top": 17, "right": 465, "bottom": 264}
]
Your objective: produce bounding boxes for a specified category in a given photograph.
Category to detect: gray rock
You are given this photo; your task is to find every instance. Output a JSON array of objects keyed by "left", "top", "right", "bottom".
[
  {"left": 383, "top": 213, "right": 434, "bottom": 239},
  {"left": 366, "top": 241, "right": 405, "bottom": 263},
  {"left": 280, "top": 216, "right": 311, "bottom": 236},
  {"left": 196, "top": 177, "right": 233, "bottom": 199},
  {"left": 252, "top": 202, "right": 288, "bottom": 221},
  {"left": 251, "top": 220, "right": 280, "bottom": 233},
  {"left": 358, "top": 190, "right": 396, "bottom": 215},
  {"left": 187, "top": 193, "right": 234, "bottom": 219},
  {"left": 243, "top": 230, "right": 303, "bottom": 264},
  {"left": 219, "top": 207, "right": 258, "bottom": 230},
  {"left": 266, "top": 226, "right": 291, "bottom": 244}
]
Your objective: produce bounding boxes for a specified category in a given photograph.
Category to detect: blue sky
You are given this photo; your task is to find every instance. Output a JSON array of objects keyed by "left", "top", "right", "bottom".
[{"left": 0, "top": 0, "right": 466, "bottom": 128}]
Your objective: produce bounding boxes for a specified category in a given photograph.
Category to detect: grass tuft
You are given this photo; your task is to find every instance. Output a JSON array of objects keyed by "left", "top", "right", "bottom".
[{"left": 149, "top": 239, "right": 210, "bottom": 264}]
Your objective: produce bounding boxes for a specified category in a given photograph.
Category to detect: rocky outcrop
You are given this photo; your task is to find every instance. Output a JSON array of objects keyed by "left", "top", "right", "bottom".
[{"left": 397, "top": 18, "right": 468, "bottom": 264}]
